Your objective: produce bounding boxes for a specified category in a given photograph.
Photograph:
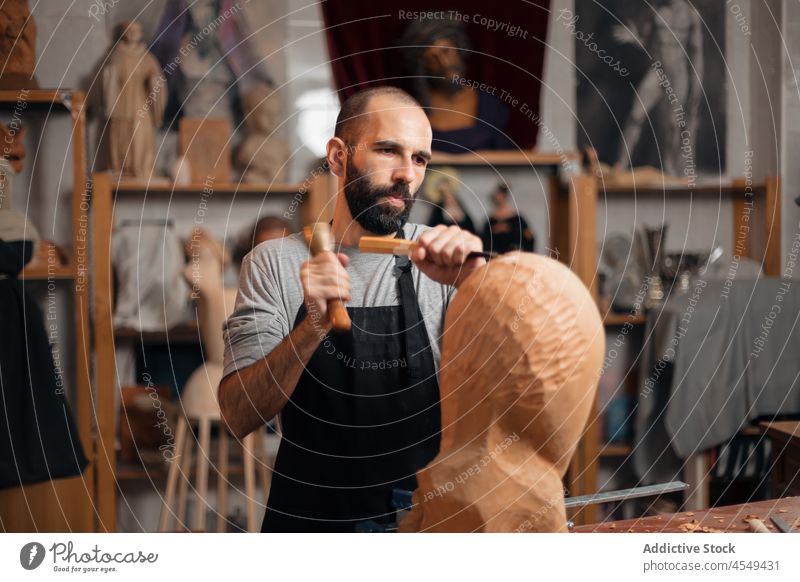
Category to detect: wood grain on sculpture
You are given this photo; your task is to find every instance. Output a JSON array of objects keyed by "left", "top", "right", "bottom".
[
  {"left": 235, "top": 84, "right": 288, "bottom": 184},
  {"left": 399, "top": 252, "right": 604, "bottom": 532},
  {"left": 103, "top": 21, "right": 165, "bottom": 180},
  {"left": 0, "top": 0, "right": 38, "bottom": 89}
]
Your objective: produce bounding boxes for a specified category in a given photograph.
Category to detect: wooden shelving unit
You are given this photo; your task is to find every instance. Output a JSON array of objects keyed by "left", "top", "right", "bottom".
[
  {"left": 559, "top": 175, "right": 783, "bottom": 520},
  {"left": 431, "top": 149, "right": 579, "bottom": 167},
  {"left": 598, "top": 442, "right": 633, "bottom": 458},
  {"left": 603, "top": 313, "right": 647, "bottom": 326},
  {"left": 0, "top": 89, "right": 94, "bottom": 532},
  {"left": 90, "top": 171, "right": 333, "bottom": 531},
  {"left": 0, "top": 89, "right": 75, "bottom": 111},
  {"left": 112, "top": 180, "right": 306, "bottom": 195},
  {"left": 18, "top": 265, "right": 77, "bottom": 280}
]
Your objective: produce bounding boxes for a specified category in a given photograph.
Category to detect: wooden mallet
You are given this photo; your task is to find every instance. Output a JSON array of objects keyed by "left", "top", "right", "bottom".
[{"left": 302, "top": 223, "right": 351, "bottom": 332}]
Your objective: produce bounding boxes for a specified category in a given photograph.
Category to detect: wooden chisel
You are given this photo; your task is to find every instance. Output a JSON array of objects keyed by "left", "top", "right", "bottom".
[{"left": 359, "top": 235, "right": 496, "bottom": 260}]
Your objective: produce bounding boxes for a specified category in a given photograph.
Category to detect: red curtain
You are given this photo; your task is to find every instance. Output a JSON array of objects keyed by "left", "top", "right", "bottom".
[{"left": 321, "top": 1, "right": 550, "bottom": 149}]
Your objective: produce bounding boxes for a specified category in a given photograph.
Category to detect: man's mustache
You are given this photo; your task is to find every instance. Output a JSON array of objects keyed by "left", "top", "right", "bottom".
[{"left": 370, "top": 181, "right": 412, "bottom": 202}]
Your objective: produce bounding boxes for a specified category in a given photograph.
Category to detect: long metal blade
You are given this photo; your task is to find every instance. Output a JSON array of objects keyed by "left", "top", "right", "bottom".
[{"left": 564, "top": 481, "right": 689, "bottom": 509}]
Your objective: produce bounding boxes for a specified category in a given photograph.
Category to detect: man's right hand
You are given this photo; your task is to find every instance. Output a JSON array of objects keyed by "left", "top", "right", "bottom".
[{"left": 300, "top": 251, "right": 351, "bottom": 331}]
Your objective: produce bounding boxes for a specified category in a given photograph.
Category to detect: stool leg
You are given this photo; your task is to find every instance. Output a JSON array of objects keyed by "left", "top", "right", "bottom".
[
  {"left": 176, "top": 419, "right": 194, "bottom": 530},
  {"left": 242, "top": 432, "right": 257, "bottom": 532},
  {"left": 159, "top": 416, "right": 188, "bottom": 532},
  {"left": 195, "top": 416, "right": 212, "bottom": 532},
  {"left": 216, "top": 426, "right": 229, "bottom": 532}
]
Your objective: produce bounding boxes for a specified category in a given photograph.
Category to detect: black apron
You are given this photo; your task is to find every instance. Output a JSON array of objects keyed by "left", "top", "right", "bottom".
[{"left": 262, "top": 234, "right": 441, "bottom": 532}]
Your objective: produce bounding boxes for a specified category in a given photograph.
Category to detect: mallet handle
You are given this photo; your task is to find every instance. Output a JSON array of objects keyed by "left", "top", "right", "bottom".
[{"left": 303, "top": 224, "right": 352, "bottom": 333}]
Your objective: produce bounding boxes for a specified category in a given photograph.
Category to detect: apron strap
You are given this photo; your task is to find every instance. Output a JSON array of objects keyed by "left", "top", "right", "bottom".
[{"left": 393, "top": 228, "right": 432, "bottom": 386}]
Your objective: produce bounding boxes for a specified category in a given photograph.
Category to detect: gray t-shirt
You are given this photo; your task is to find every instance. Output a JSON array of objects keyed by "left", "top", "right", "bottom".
[{"left": 222, "top": 223, "right": 454, "bottom": 378}]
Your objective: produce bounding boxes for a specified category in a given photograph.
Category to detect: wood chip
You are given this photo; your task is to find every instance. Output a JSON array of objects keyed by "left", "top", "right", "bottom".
[{"left": 679, "top": 522, "right": 722, "bottom": 533}]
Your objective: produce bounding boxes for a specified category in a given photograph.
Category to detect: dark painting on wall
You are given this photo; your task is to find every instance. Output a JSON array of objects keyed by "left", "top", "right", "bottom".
[{"left": 573, "top": 0, "right": 726, "bottom": 175}]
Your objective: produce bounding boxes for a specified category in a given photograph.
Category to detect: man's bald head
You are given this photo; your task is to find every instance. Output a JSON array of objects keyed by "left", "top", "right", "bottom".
[{"left": 334, "top": 86, "right": 423, "bottom": 145}]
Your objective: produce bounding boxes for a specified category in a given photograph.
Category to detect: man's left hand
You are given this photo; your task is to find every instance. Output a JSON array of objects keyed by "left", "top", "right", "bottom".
[{"left": 411, "top": 225, "right": 486, "bottom": 288}]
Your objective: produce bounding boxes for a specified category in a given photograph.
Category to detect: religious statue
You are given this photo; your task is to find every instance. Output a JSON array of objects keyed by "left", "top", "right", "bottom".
[
  {"left": 103, "top": 21, "right": 165, "bottom": 179},
  {"left": 150, "top": 0, "right": 273, "bottom": 125},
  {"left": 424, "top": 166, "right": 475, "bottom": 233}
]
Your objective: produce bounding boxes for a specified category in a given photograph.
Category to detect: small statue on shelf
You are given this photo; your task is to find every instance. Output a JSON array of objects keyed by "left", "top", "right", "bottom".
[
  {"left": 480, "top": 183, "right": 535, "bottom": 254},
  {"left": 102, "top": 21, "right": 165, "bottom": 180},
  {"left": 0, "top": 0, "right": 38, "bottom": 89},
  {"left": 423, "top": 166, "right": 476, "bottom": 233},
  {"left": 235, "top": 84, "right": 289, "bottom": 184}
]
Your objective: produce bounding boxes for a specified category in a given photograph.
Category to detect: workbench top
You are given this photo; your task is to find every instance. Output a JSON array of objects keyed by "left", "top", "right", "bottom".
[{"left": 572, "top": 496, "right": 800, "bottom": 533}]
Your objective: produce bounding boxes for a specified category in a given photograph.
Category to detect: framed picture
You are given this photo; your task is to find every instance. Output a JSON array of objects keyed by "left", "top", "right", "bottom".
[{"left": 573, "top": 0, "right": 727, "bottom": 175}]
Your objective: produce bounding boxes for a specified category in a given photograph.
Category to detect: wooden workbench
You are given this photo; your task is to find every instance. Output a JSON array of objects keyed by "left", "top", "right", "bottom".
[{"left": 572, "top": 497, "right": 800, "bottom": 533}]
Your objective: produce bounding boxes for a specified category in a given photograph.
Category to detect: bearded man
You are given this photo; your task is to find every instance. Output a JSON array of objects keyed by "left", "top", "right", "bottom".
[{"left": 219, "top": 86, "right": 485, "bottom": 532}]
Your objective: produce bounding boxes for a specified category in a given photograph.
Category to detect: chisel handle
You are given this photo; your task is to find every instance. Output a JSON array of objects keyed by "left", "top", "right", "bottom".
[{"left": 359, "top": 236, "right": 495, "bottom": 260}]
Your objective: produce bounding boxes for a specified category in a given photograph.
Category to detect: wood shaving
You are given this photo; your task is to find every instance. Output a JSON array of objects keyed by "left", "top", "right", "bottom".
[{"left": 679, "top": 522, "right": 721, "bottom": 533}]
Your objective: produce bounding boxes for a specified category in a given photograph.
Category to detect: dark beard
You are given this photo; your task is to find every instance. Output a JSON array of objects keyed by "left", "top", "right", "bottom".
[{"left": 344, "top": 157, "right": 415, "bottom": 235}]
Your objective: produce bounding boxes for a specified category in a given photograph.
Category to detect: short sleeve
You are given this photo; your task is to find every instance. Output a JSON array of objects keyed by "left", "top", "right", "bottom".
[{"left": 222, "top": 252, "right": 289, "bottom": 378}]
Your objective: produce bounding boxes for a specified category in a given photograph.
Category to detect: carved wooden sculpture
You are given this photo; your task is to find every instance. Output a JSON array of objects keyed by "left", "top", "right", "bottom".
[
  {"left": 103, "top": 21, "right": 164, "bottom": 179},
  {"left": 0, "top": 0, "right": 38, "bottom": 89},
  {"left": 399, "top": 252, "right": 604, "bottom": 532}
]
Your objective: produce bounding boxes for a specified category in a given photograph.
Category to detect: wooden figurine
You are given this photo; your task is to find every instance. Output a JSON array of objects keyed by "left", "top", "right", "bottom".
[
  {"left": 399, "top": 252, "right": 604, "bottom": 532},
  {"left": 103, "top": 21, "right": 165, "bottom": 180},
  {"left": 0, "top": 0, "right": 38, "bottom": 89}
]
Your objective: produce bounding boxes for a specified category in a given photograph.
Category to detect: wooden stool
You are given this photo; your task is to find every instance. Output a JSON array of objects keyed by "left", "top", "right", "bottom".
[{"left": 158, "top": 363, "right": 275, "bottom": 532}]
